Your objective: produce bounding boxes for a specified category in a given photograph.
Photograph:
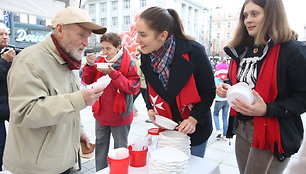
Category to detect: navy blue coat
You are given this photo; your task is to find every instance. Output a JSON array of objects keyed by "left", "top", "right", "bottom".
[
  {"left": 224, "top": 39, "right": 306, "bottom": 159},
  {"left": 140, "top": 37, "right": 216, "bottom": 146},
  {"left": 0, "top": 56, "right": 11, "bottom": 122}
]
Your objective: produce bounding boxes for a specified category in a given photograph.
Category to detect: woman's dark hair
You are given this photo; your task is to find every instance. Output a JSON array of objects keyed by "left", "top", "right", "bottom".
[
  {"left": 100, "top": 32, "right": 121, "bottom": 48},
  {"left": 139, "top": 6, "right": 193, "bottom": 40},
  {"left": 229, "top": 0, "right": 294, "bottom": 47}
]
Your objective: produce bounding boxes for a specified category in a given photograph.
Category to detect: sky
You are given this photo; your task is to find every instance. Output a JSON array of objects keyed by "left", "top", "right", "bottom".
[{"left": 199, "top": 0, "right": 306, "bottom": 40}]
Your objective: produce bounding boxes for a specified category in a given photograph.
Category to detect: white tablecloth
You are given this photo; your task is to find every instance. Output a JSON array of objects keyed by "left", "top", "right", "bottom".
[{"left": 95, "top": 155, "right": 220, "bottom": 174}]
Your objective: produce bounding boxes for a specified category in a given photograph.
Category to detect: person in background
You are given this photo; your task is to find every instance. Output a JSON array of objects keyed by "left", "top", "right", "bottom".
[
  {"left": 3, "top": 7, "right": 105, "bottom": 174},
  {"left": 213, "top": 58, "right": 229, "bottom": 140},
  {"left": 0, "top": 23, "right": 16, "bottom": 171},
  {"left": 215, "top": 58, "right": 228, "bottom": 71},
  {"left": 82, "top": 32, "right": 140, "bottom": 171},
  {"left": 216, "top": 0, "right": 306, "bottom": 173},
  {"left": 212, "top": 68, "right": 229, "bottom": 141},
  {"left": 135, "top": 7, "right": 215, "bottom": 158},
  {"left": 132, "top": 47, "right": 152, "bottom": 122}
]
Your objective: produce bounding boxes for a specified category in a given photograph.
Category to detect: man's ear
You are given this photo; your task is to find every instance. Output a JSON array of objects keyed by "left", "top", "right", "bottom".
[{"left": 55, "top": 24, "right": 65, "bottom": 38}]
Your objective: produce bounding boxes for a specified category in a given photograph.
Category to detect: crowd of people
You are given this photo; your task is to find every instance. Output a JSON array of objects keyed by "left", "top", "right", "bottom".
[{"left": 0, "top": 0, "right": 306, "bottom": 174}]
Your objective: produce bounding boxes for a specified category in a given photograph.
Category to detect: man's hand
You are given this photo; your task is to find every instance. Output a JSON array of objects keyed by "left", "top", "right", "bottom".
[
  {"left": 80, "top": 134, "right": 91, "bottom": 148},
  {"left": 81, "top": 86, "right": 104, "bottom": 106},
  {"left": 2, "top": 48, "right": 16, "bottom": 62}
]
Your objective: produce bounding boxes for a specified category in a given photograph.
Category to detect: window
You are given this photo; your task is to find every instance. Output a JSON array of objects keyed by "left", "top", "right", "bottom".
[
  {"left": 181, "top": 4, "right": 186, "bottom": 20},
  {"left": 20, "top": 13, "right": 28, "bottom": 23},
  {"left": 140, "top": 0, "right": 146, "bottom": 7},
  {"left": 92, "top": 18, "right": 96, "bottom": 23},
  {"left": 194, "top": 9, "right": 198, "bottom": 22},
  {"left": 111, "top": 1, "right": 118, "bottom": 11},
  {"left": 112, "top": 17, "right": 118, "bottom": 27},
  {"left": 89, "top": 4, "right": 95, "bottom": 14},
  {"left": 217, "top": 23, "right": 220, "bottom": 28},
  {"left": 124, "top": 16, "right": 130, "bottom": 25},
  {"left": 100, "top": 2, "right": 107, "bottom": 12},
  {"left": 228, "top": 22, "right": 231, "bottom": 28},
  {"left": 227, "top": 32, "right": 230, "bottom": 39},
  {"left": 28, "top": 15, "right": 36, "bottom": 24},
  {"left": 13, "top": 13, "right": 20, "bottom": 22},
  {"left": 124, "top": 15, "right": 130, "bottom": 25},
  {"left": 101, "top": 18, "right": 107, "bottom": 26},
  {"left": 124, "top": 0, "right": 130, "bottom": 9},
  {"left": 36, "top": 16, "right": 46, "bottom": 26},
  {"left": 217, "top": 33, "right": 220, "bottom": 39}
]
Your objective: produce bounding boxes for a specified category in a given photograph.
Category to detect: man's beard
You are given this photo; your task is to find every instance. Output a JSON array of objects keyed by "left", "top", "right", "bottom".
[
  {"left": 59, "top": 44, "right": 84, "bottom": 61},
  {"left": 67, "top": 49, "right": 83, "bottom": 61}
]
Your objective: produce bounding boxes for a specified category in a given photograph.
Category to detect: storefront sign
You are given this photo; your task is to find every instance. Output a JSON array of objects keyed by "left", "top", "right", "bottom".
[{"left": 15, "top": 28, "right": 48, "bottom": 43}]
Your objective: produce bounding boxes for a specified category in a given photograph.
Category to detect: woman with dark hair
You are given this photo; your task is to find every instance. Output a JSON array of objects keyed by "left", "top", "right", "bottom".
[
  {"left": 135, "top": 6, "right": 215, "bottom": 158},
  {"left": 216, "top": 0, "right": 306, "bottom": 173},
  {"left": 82, "top": 32, "right": 140, "bottom": 171}
]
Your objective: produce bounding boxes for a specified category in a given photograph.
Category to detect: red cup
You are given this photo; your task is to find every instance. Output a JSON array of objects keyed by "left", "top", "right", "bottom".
[
  {"left": 128, "top": 145, "right": 148, "bottom": 167},
  {"left": 107, "top": 156, "right": 129, "bottom": 174}
]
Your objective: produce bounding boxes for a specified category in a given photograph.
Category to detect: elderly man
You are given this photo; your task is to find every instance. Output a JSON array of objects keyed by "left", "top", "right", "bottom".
[
  {"left": 3, "top": 7, "right": 106, "bottom": 174},
  {"left": 0, "top": 23, "right": 16, "bottom": 171}
]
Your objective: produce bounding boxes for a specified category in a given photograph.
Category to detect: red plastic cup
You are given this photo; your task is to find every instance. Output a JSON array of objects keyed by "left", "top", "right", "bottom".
[
  {"left": 128, "top": 145, "right": 148, "bottom": 167},
  {"left": 107, "top": 154, "right": 129, "bottom": 174}
]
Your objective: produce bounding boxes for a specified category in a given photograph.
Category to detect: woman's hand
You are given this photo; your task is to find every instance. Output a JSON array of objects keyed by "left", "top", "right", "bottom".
[
  {"left": 231, "top": 90, "right": 267, "bottom": 116},
  {"left": 176, "top": 116, "right": 197, "bottom": 134},
  {"left": 86, "top": 53, "right": 96, "bottom": 66},
  {"left": 147, "top": 109, "right": 158, "bottom": 126},
  {"left": 216, "top": 83, "right": 231, "bottom": 98},
  {"left": 96, "top": 65, "right": 114, "bottom": 74}
]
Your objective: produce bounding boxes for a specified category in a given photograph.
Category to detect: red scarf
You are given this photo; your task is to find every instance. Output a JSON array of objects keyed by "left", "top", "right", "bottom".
[
  {"left": 229, "top": 44, "right": 284, "bottom": 153},
  {"left": 113, "top": 49, "right": 130, "bottom": 113},
  {"left": 51, "top": 34, "right": 81, "bottom": 70}
]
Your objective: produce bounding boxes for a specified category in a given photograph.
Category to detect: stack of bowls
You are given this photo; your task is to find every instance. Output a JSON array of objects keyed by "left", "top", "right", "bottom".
[
  {"left": 158, "top": 130, "right": 191, "bottom": 157},
  {"left": 149, "top": 147, "right": 189, "bottom": 174}
]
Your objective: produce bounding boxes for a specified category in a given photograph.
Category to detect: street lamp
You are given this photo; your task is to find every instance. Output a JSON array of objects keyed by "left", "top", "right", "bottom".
[{"left": 207, "top": 6, "right": 221, "bottom": 58}]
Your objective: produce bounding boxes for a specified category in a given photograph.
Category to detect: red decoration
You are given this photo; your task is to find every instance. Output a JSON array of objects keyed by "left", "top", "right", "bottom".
[{"left": 120, "top": 11, "right": 142, "bottom": 58}]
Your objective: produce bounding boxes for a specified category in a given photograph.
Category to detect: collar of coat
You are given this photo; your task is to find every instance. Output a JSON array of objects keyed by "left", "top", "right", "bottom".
[{"left": 140, "top": 37, "right": 196, "bottom": 105}]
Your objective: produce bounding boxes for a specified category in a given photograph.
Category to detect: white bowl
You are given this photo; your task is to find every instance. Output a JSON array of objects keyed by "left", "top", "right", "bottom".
[
  {"left": 108, "top": 147, "right": 129, "bottom": 160},
  {"left": 95, "top": 63, "right": 113, "bottom": 69},
  {"left": 155, "top": 115, "right": 178, "bottom": 130},
  {"left": 227, "top": 82, "right": 255, "bottom": 106},
  {"left": 159, "top": 130, "right": 189, "bottom": 140}
]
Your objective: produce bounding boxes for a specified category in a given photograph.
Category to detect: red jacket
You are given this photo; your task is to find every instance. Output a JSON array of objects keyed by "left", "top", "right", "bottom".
[{"left": 82, "top": 49, "right": 140, "bottom": 126}]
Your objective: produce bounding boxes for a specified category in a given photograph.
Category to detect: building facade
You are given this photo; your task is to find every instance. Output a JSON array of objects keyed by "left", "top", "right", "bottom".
[
  {"left": 83, "top": 0, "right": 208, "bottom": 49},
  {"left": 203, "top": 8, "right": 239, "bottom": 58},
  {"left": 0, "top": 0, "right": 79, "bottom": 49},
  {"left": 0, "top": 10, "right": 51, "bottom": 49}
]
